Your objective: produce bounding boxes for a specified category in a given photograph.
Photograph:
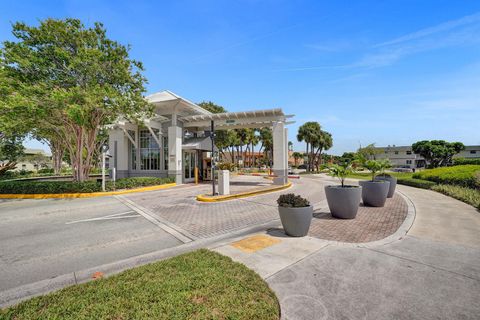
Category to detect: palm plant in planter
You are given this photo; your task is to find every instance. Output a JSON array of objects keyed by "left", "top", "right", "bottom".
[
  {"left": 325, "top": 163, "right": 362, "bottom": 219},
  {"left": 358, "top": 159, "right": 390, "bottom": 207},
  {"left": 374, "top": 159, "right": 397, "bottom": 198},
  {"left": 277, "top": 193, "right": 313, "bottom": 237}
]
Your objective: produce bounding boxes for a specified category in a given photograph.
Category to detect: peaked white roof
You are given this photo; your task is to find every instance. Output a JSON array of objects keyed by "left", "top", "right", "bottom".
[{"left": 145, "top": 90, "right": 212, "bottom": 116}]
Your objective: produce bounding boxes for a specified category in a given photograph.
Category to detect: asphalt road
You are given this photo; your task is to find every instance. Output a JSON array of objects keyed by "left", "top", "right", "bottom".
[{"left": 0, "top": 196, "right": 181, "bottom": 291}]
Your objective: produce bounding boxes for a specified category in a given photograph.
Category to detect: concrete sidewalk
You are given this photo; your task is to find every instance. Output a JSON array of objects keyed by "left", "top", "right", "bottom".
[{"left": 215, "top": 183, "right": 480, "bottom": 319}]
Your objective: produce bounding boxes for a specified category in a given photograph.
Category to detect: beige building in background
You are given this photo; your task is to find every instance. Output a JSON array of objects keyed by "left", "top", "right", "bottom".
[
  {"left": 14, "top": 149, "right": 52, "bottom": 172},
  {"left": 374, "top": 145, "right": 480, "bottom": 168}
]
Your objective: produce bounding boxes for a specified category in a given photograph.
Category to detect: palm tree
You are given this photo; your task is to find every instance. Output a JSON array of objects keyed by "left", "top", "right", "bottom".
[
  {"left": 297, "top": 122, "right": 321, "bottom": 171},
  {"left": 311, "top": 130, "right": 333, "bottom": 171},
  {"left": 258, "top": 127, "right": 273, "bottom": 167},
  {"left": 292, "top": 151, "right": 302, "bottom": 167}
]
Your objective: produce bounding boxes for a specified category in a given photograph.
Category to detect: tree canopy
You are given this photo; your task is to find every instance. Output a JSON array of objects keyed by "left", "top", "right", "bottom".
[
  {"left": 297, "top": 121, "right": 333, "bottom": 171},
  {"left": 412, "top": 140, "right": 465, "bottom": 168},
  {"left": 1, "top": 18, "right": 150, "bottom": 181}
]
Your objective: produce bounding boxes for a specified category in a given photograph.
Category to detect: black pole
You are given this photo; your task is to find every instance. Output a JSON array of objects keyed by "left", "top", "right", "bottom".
[{"left": 211, "top": 120, "right": 216, "bottom": 196}]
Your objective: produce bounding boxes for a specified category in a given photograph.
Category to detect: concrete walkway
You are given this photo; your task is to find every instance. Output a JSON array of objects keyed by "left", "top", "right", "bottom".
[{"left": 215, "top": 181, "right": 480, "bottom": 319}]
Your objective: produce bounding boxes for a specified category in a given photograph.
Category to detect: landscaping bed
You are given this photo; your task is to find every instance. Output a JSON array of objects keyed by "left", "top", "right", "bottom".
[
  {"left": 0, "top": 177, "right": 174, "bottom": 194},
  {"left": 342, "top": 168, "right": 480, "bottom": 210},
  {"left": 1, "top": 250, "right": 279, "bottom": 320},
  {"left": 412, "top": 165, "right": 480, "bottom": 188}
]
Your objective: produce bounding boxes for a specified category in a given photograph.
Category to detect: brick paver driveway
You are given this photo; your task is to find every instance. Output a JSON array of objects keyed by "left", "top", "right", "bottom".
[
  {"left": 309, "top": 193, "right": 408, "bottom": 242},
  {"left": 122, "top": 176, "right": 327, "bottom": 239}
]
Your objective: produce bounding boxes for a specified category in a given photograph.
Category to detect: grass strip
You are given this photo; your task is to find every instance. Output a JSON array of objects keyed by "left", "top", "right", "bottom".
[{"left": 1, "top": 249, "right": 280, "bottom": 320}]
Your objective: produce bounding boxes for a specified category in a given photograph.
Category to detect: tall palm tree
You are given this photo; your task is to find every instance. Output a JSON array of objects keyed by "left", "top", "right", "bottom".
[
  {"left": 311, "top": 130, "right": 333, "bottom": 171},
  {"left": 297, "top": 122, "right": 321, "bottom": 171}
]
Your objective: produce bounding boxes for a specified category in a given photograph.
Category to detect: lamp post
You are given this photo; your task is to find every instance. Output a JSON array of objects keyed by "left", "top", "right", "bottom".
[
  {"left": 210, "top": 120, "right": 216, "bottom": 196},
  {"left": 101, "top": 144, "right": 109, "bottom": 192}
]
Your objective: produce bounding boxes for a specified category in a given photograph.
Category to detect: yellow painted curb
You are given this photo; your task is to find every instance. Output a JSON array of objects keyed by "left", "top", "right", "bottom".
[
  {"left": 0, "top": 183, "right": 177, "bottom": 199},
  {"left": 196, "top": 181, "right": 292, "bottom": 202}
]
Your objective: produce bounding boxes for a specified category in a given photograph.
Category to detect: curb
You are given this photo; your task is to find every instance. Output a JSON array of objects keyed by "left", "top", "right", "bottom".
[
  {"left": 196, "top": 182, "right": 292, "bottom": 202},
  {"left": 0, "top": 183, "right": 177, "bottom": 199},
  {"left": 0, "top": 219, "right": 282, "bottom": 308}
]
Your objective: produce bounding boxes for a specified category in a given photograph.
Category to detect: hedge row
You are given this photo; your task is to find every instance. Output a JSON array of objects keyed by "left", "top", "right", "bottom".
[
  {"left": 0, "top": 177, "right": 175, "bottom": 194},
  {"left": 396, "top": 177, "right": 436, "bottom": 189},
  {"left": 452, "top": 158, "right": 480, "bottom": 166},
  {"left": 412, "top": 165, "right": 480, "bottom": 189}
]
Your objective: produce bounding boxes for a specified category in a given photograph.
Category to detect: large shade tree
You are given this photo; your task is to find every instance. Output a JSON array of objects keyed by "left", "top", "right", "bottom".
[
  {"left": 412, "top": 140, "right": 465, "bottom": 168},
  {"left": 1, "top": 19, "right": 150, "bottom": 181}
]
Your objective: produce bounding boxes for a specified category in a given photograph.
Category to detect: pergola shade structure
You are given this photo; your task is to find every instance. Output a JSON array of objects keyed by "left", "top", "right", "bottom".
[{"left": 108, "top": 90, "right": 294, "bottom": 185}]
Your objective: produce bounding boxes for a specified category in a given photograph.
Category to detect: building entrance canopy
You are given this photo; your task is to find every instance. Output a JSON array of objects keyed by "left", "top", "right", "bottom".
[{"left": 109, "top": 90, "right": 294, "bottom": 185}]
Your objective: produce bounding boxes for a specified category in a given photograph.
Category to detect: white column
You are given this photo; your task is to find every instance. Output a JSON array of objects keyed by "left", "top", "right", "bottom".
[
  {"left": 272, "top": 121, "right": 287, "bottom": 185},
  {"left": 168, "top": 125, "right": 183, "bottom": 184}
]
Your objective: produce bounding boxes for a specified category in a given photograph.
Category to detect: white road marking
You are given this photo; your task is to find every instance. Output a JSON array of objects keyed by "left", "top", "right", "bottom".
[
  {"left": 114, "top": 195, "right": 196, "bottom": 243},
  {"left": 65, "top": 211, "right": 140, "bottom": 224}
]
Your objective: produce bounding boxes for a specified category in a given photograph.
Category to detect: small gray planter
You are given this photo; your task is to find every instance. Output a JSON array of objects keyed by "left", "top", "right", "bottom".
[
  {"left": 325, "top": 185, "right": 362, "bottom": 219},
  {"left": 278, "top": 205, "right": 313, "bottom": 237},
  {"left": 375, "top": 175, "right": 397, "bottom": 198},
  {"left": 358, "top": 180, "right": 390, "bottom": 207}
]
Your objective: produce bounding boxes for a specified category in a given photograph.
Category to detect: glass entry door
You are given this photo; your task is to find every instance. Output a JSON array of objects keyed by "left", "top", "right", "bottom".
[{"left": 183, "top": 151, "right": 197, "bottom": 183}]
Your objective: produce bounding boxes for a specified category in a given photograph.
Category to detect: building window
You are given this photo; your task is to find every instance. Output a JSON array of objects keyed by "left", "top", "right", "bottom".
[
  {"left": 406, "top": 151, "right": 412, "bottom": 155},
  {"left": 163, "top": 136, "right": 169, "bottom": 170},
  {"left": 22, "top": 164, "right": 26, "bottom": 169},
  {"left": 394, "top": 151, "right": 399, "bottom": 155},
  {"left": 470, "top": 150, "right": 477, "bottom": 154},
  {"left": 406, "top": 160, "right": 412, "bottom": 164},
  {"left": 128, "top": 130, "right": 137, "bottom": 170},
  {"left": 140, "top": 129, "right": 160, "bottom": 170}
]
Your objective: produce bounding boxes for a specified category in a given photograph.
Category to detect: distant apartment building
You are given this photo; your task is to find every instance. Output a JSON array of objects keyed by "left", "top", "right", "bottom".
[
  {"left": 374, "top": 145, "right": 480, "bottom": 168},
  {"left": 14, "top": 149, "right": 52, "bottom": 172}
]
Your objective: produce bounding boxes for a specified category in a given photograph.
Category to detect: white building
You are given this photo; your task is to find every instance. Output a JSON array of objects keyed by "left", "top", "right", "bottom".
[
  {"left": 374, "top": 145, "right": 480, "bottom": 168},
  {"left": 108, "top": 90, "right": 293, "bottom": 184},
  {"left": 14, "top": 149, "right": 51, "bottom": 172}
]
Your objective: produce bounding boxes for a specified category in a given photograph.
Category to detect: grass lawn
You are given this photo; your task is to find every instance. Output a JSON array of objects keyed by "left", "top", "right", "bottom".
[{"left": 1, "top": 250, "right": 280, "bottom": 320}]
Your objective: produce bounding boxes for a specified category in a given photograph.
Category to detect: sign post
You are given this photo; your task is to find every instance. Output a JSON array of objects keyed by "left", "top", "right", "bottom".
[
  {"left": 211, "top": 120, "right": 216, "bottom": 196},
  {"left": 101, "top": 144, "right": 109, "bottom": 192}
]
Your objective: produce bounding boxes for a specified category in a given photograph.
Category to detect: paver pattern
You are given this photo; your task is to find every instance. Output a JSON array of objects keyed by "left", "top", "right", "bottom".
[
  {"left": 309, "top": 193, "right": 408, "bottom": 243},
  {"left": 124, "top": 176, "right": 327, "bottom": 239}
]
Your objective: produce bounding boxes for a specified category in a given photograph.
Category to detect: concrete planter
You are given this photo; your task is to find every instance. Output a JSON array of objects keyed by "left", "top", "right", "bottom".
[
  {"left": 324, "top": 185, "right": 362, "bottom": 219},
  {"left": 278, "top": 205, "right": 313, "bottom": 237},
  {"left": 375, "top": 175, "right": 397, "bottom": 198},
  {"left": 358, "top": 180, "right": 390, "bottom": 207}
]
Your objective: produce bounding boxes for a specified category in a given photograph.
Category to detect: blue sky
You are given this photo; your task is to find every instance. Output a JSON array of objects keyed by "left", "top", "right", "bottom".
[{"left": 2, "top": 0, "right": 479, "bottom": 155}]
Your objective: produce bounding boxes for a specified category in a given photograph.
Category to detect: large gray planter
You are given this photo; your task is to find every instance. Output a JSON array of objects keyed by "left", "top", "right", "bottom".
[
  {"left": 278, "top": 205, "right": 313, "bottom": 237},
  {"left": 375, "top": 175, "right": 397, "bottom": 198},
  {"left": 325, "top": 185, "right": 362, "bottom": 219},
  {"left": 358, "top": 180, "right": 390, "bottom": 207}
]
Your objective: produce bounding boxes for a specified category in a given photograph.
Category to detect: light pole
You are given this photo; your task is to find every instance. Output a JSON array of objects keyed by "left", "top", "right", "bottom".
[
  {"left": 101, "top": 144, "right": 109, "bottom": 192},
  {"left": 210, "top": 120, "right": 216, "bottom": 196}
]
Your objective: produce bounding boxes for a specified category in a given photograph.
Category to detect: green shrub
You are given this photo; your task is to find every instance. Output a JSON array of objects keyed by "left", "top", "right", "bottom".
[
  {"left": 397, "top": 177, "right": 436, "bottom": 189},
  {"left": 412, "top": 165, "right": 480, "bottom": 189},
  {"left": 0, "top": 176, "right": 175, "bottom": 194},
  {"left": 452, "top": 158, "right": 480, "bottom": 166},
  {"left": 277, "top": 193, "right": 310, "bottom": 207},
  {"left": 432, "top": 184, "right": 480, "bottom": 210},
  {"left": 37, "top": 168, "right": 55, "bottom": 174},
  {"left": 0, "top": 181, "right": 101, "bottom": 194},
  {"left": 109, "top": 177, "right": 174, "bottom": 190}
]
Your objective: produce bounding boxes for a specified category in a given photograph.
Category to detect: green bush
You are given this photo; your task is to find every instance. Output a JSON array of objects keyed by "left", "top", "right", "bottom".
[
  {"left": 397, "top": 177, "right": 436, "bottom": 189},
  {"left": 277, "top": 193, "right": 310, "bottom": 207},
  {"left": 0, "top": 176, "right": 175, "bottom": 194},
  {"left": 110, "top": 177, "right": 174, "bottom": 190},
  {"left": 412, "top": 165, "right": 480, "bottom": 189},
  {"left": 452, "top": 158, "right": 480, "bottom": 166},
  {"left": 37, "top": 168, "right": 55, "bottom": 174},
  {"left": 432, "top": 184, "right": 480, "bottom": 210}
]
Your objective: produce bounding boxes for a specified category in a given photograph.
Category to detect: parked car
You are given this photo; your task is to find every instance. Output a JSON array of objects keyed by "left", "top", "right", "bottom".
[{"left": 392, "top": 166, "right": 413, "bottom": 173}]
